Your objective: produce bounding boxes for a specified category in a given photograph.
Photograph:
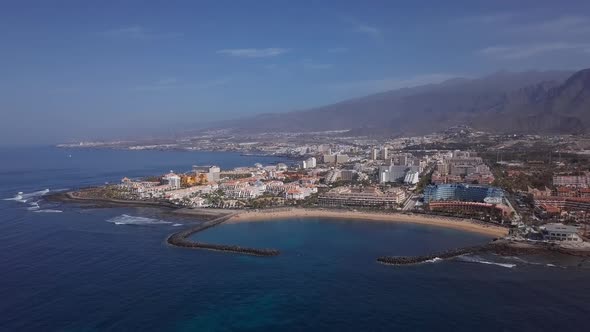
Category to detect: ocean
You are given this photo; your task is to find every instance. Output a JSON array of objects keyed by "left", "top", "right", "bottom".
[{"left": 1, "top": 146, "right": 589, "bottom": 331}]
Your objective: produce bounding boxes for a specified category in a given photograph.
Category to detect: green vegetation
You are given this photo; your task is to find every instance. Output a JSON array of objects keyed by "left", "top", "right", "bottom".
[{"left": 415, "top": 169, "right": 434, "bottom": 193}]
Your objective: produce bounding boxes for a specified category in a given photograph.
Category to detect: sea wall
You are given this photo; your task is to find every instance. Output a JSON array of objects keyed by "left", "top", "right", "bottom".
[
  {"left": 166, "top": 213, "right": 280, "bottom": 257},
  {"left": 377, "top": 245, "right": 485, "bottom": 265}
]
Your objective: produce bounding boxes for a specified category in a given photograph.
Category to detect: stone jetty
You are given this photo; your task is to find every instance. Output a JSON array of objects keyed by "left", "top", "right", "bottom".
[
  {"left": 166, "top": 213, "right": 280, "bottom": 257},
  {"left": 377, "top": 245, "right": 485, "bottom": 265}
]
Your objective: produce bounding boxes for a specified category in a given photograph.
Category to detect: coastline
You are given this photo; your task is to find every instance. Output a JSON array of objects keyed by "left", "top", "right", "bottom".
[
  {"left": 228, "top": 208, "right": 509, "bottom": 237},
  {"left": 50, "top": 190, "right": 590, "bottom": 259}
]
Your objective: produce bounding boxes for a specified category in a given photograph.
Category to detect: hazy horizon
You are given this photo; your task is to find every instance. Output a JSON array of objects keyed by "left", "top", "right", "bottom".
[{"left": 3, "top": 0, "right": 590, "bottom": 144}]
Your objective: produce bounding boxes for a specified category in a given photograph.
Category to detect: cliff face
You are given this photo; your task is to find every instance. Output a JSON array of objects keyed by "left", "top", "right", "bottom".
[{"left": 212, "top": 69, "right": 590, "bottom": 135}]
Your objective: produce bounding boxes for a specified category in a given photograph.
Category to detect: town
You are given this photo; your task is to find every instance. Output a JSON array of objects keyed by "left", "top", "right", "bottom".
[{"left": 65, "top": 126, "right": 590, "bottom": 248}]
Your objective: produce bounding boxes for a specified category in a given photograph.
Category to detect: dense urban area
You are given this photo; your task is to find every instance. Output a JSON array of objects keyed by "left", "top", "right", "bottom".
[{"left": 60, "top": 126, "right": 590, "bottom": 247}]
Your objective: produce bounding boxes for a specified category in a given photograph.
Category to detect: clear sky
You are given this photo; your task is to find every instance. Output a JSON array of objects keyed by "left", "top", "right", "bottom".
[{"left": 2, "top": 0, "right": 590, "bottom": 144}]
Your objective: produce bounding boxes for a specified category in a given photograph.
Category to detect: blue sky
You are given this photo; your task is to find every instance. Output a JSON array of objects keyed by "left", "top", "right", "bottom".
[{"left": 2, "top": 0, "right": 590, "bottom": 144}]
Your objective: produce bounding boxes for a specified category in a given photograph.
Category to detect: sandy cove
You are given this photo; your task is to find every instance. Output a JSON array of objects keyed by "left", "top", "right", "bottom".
[{"left": 228, "top": 208, "right": 509, "bottom": 237}]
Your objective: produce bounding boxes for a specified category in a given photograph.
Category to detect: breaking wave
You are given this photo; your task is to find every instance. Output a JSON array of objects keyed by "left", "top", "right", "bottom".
[
  {"left": 4, "top": 189, "right": 50, "bottom": 203},
  {"left": 424, "top": 257, "right": 442, "bottom": 263},
  {"left": 456, "top": 255, "right": 516, "bottom": 268},
  {"left": 33, "top": 209, "right": 63, "bottom": 213},
  {"left": 27, "top": 201, "right": 40, "bottom": 211},
  {"left": 107, "top": 214, "right": 173, "bottom": 226}
]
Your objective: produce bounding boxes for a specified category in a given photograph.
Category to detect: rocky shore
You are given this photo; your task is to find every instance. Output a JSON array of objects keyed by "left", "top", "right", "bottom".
[
  {"left": 47, "top": 190, "right": 180, "bottom": 209},
  {"left": 377, "top": 240, "right": 590, "bottom": 266}
]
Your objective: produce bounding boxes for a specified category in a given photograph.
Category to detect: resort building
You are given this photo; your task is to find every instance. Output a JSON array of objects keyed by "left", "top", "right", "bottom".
[
  {"left": 370, "top": 148, "right": 378, "bottom": 160},
  {"left": 379, "top": 165, "right": 420, "bottom": 184},
  {"left": 542, "top": 224, "right": 581, "bottom": 242},
  {"left": 553, "top": 174, "right": 590, "bottom": 188},
  {"left": 323, "top": 154, "right": 350, "bottom": 164},
  {"left": 423, "top": 184, "right": 504, "bottom": 204},
  {"left": 404, "top": 170, "right": 420, "bottom": 185},
  {"left": 193, "top": 165, "right": 221, "bottom": 182},
  {"left": 163, "top": 171, "right": 181, "bottom": 189},
  {"left": 318, "top": 186, "right": 405, "bottom": 208},
  {"left": 428, "top": 201, "right": 511, "bottom": 219}
]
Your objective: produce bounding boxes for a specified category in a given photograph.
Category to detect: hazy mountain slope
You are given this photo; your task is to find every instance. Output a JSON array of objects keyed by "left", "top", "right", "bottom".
[
  {"left": 473, "top": 68, "right": 590, "bottom": 134},
  {"left": 212, "top": 70, "right": 579, "bottom": 135}
]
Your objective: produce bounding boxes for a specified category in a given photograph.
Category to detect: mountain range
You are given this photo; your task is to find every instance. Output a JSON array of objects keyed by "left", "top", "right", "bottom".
[{"left": 211, "top": 68, "right": 590, "bottom": 136}]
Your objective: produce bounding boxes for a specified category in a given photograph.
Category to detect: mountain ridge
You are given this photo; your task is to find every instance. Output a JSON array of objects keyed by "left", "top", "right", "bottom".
[{"left": 210, "top": 69, "right": 589, "bottom": 135}]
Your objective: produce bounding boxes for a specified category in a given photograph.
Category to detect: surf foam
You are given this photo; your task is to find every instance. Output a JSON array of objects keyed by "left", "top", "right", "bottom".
[
  {"left": 107, "top": 214, "right": 173, "bottom": 226},
  {"left": 33, "top": 209, "right": 63, "bottom": 213},
  {"left": 4, "top": 189, "right": 50, "bottom": 203},
  {"left": 457, "top": 255, "right": 516, "bottom": 268},
  {"left": 424, "top": 257, "right": 442, "bottom": 263}
]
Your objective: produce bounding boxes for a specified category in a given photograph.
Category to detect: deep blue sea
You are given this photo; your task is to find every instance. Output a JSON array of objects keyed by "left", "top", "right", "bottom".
[{"left": 1, "top": 147, "right": 590, "bottom": 331}]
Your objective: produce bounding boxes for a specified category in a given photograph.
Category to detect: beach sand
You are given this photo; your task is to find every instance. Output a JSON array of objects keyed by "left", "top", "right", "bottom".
[{"left": 228, "top": 208, "right": 509, "bottom": 237}]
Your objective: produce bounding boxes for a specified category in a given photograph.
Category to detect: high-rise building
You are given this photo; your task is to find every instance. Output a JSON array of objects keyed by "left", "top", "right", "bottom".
[
  {"left": 371, "top": 148, "right": 378, "bottom": 160},
  {"left": 163, "top": 171, "right": 181, "bottom": 189},
  {"left": 379, "top": 165, "right": 420, "bottom": 184},
  {"left": 381, "top": 148, "right": 388, "bottom": 160},
  {"left": 323, "top": 154, "right": 349, "bottom": 164},
  {"left": 193, "top": 165, "right": 221, "bottom": 182}
]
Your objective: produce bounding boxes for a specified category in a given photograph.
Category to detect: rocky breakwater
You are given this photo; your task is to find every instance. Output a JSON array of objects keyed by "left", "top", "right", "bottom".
[
  {"left": 377, "top": 245, "right": 485, "bottom": 265},
  {"left": 377, "top": 239, "right": 590, "bottom": 266},
  {"left": 166, "top": 213, "right": 280, "bottom": 257}
]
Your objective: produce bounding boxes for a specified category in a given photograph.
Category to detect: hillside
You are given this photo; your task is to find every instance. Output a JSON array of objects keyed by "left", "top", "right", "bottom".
[{"left": 211, "top": 69, "right": 590, "bottom": 135}]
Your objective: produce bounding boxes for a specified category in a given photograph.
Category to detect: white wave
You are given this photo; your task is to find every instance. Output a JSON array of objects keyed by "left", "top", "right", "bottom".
[
  {"left": 172, "top": 223, "right": 183, "bottom": 227},
  {"left": 457, "top": 255, "right": 516, "bottom": 268},
  {"left": 27, "top": 202, "right": 40, "bottom": 211},
  {"left": 3, "top": 194, "right": 26, "bottom": 202},
  {"left": 107, "top": 214, "right": 172, "bottom": 226},
  {"left": 424, "top": 257, "right": 442, "bottom": 263},
  {"left": 4, "top": 189, "right": 50, "bottom": 202},
  {"left": 21, "top": 189, "right": 50, "bottom": 199},
  {"left": 505, "top": 256, "right": 543, "bottom": 266},
  {"left": 34, "top": 209, "right": 63, "bottom": 213}
]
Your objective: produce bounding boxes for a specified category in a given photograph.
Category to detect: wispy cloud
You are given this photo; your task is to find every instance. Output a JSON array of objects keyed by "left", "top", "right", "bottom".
[
  {"left": 356, "top": 24, "right": 381, "bottom": 38},
  {"left": 102, "top": 25, "right": 181, "bottom": 40},
  {"left": 479, "top": 42, "right": 590, "bottom": 59},
  {"left": 133, "top": 77, "right": 232, "bottom": 92},
  {"left": 458, "top": 12, "right": 517, "bottom": 24},
  {"left": 512, "top": 15, "right": 590, "bottom": 35},
  {"left": 342, "top": 16, "right": 383, "bottom": 41},
  {"left": 217, "top": 48, "right": 289, "bottom": 58}
]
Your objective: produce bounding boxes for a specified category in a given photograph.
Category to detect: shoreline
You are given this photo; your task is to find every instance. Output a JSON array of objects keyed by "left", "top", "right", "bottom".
[
  {"left": 228, "top": 208, "right": 509, "bottom": 237},
  {"left": 49, "top": 191, "right": 508, "bottom": 237}
]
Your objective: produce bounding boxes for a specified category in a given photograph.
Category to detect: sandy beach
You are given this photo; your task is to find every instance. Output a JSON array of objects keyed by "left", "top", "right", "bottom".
[{"left": 228, "top": 208, "right": 509, "bottom": 237}]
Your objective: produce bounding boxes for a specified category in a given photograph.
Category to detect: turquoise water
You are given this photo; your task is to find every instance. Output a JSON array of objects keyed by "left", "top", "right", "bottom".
[{"left": 1, "top": 147, "right": 590, "bottom": 331}]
